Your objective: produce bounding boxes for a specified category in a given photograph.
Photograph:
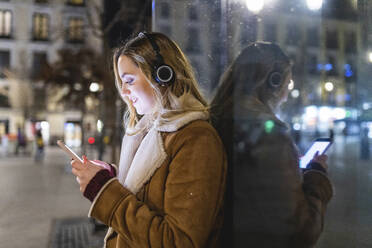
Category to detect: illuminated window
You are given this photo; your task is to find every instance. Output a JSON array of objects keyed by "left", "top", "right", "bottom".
[
  {"left": 0, "top": 10, "right": 12, "bottom": 38},
  {"left": 67, "top": 0, "right": 84, "bottom": 6},
  {"left": 33, "top": 13, "right": 49, "bottom": 40},
  {"left": 68, "top": 17, "right": 84, "bottom": 43}
]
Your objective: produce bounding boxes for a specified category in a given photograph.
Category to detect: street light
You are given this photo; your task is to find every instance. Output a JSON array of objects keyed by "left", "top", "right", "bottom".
[
  {"left": 363, "top": 103, "right": 372, "bottom": 110},
  {"left": 97, "top": 119, "right": 103, "bottom": 133},
  {"left": 306, "top": 0, "right": 323, "bottom": 11},
  {"left": 324, "top": 82, "right": 334, "bottom": 92},
  {"left": 74, "top": 83, "right": 82, "bottom": 91},
  {"left": 293, "top": 123, "right": 301, "bottom": 131},
  {"left": 368, "top": 52, "right": 372, "bottom": 63},
  {"left": 245, "top": 0, "right": 264, "bottom": 13},
  {"left": 89, "top": 82, "right": 100, "bottom": 92},
  {"left": 291, "top": 89, "right": 300, "bottom": 98}
]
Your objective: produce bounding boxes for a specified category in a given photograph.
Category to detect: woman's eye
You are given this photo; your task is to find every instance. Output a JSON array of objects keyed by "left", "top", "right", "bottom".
[{"left": 125, "top": 78, "right": 134, "bottom": 85}]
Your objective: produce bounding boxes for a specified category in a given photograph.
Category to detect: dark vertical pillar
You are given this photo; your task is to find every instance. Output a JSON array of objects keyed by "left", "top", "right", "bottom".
[{"left": 102, "top": 0, "right": 151, "bottom": 162}]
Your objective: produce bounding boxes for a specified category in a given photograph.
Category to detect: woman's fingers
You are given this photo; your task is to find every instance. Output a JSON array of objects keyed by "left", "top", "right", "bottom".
[
  {"left": 71, "top": 167, "right": 81, "bottom": 177},
  {"left": 73, "top": 170, "right": 86, "bottom": 192},
  {"left": 314, "top": 154, "right": 328, "bottom": 163},
  {"left": 83, "top": 155, "right": 89, "bottom": 164},
  {"left": 71, "top": 159, "right": 85, "bottom": 170},
  {"left": 71, "top": 155, "right": 104, "bottom": 193},
  {"left": 311, "top": 154, "right": 328, "bottom": 170},
  {"left": 313, "top": 151, "right": 319, "bottom": 158}
]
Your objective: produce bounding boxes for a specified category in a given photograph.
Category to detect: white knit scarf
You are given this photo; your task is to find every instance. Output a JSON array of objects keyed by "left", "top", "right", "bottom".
[{"left": 117, "top": 94, "right": 209, "bottom": 194}]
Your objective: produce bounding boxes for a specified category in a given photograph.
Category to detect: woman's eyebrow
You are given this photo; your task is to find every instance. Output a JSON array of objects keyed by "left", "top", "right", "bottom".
[{"left": 121, "top": 72, "right": 135, "bottom": 79}]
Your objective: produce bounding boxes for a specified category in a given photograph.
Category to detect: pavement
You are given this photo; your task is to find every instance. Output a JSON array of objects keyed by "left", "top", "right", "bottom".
[
  {"left": 0, "top": 146, "right": 109, "bottom": 248},
  {"left": 1, "top": 135, "right": 372, "bottom": 247},
  {"left": 315, "top": 135, "right": 372, "bottom": 248}
]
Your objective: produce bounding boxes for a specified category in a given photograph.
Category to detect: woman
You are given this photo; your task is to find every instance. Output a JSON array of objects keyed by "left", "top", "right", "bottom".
[
  {"left": 211, "top": 42, "right": 333, "bottom": 248},
  {"left": 71, "top": 32, "right": 227, "bottom": 247}
]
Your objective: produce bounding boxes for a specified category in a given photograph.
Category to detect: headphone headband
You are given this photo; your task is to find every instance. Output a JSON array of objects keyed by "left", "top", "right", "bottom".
[
  {"left": 254, "top": 42, "right": 284, "bottom": 88},
  {"left": 138, "top": 32, "right": 175, "bottom": 86},
  {"left": 139, "top": 32, "right": 162, "bottom": 63}
]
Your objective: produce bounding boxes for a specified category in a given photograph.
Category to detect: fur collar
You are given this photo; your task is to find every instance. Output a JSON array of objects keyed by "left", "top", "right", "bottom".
[{"left": 118, "top": 95, "right": 209, "bottom": 194}]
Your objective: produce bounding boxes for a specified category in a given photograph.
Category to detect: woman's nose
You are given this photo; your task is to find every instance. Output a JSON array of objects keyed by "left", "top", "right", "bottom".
[{"left": 121, "top": 86, "right": 130, "bottom": 96}]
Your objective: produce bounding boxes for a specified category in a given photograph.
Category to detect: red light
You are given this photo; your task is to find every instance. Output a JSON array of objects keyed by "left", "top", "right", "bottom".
[{"left": 88, "top": 137, "right": 95, "bottom": 144}]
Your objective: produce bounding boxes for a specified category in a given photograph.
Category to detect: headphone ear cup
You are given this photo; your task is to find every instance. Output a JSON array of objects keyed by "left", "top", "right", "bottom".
[
  {"left": 268, "top": 71, "right": 282, "bottom": 88},
  {"left": 139, "top": 32, "right": 176, "bottom": 85},
  {"left": 154, "top": 64, "right": 175, "bottom": 85}
]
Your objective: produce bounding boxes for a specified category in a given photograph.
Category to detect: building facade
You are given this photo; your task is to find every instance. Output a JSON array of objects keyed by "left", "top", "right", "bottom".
[
  {"left": 154, "top": 0, "right": 362, "bottom": 133},
  {"left": 153, "top": 0, "right": 224, "bottom": 98},
  {"left": 0, "top": 0, "right": 102, "bottom": 148}
]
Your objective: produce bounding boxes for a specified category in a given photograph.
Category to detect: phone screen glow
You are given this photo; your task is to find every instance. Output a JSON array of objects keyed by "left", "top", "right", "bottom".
[{"left": 300, "top": 141, "right": 330, "bottom": 168}]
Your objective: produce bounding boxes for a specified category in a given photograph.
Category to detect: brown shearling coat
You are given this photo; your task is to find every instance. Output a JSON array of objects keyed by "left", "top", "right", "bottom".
[{"left": 89, "top": 120, "right": 227, "bottom": 247}]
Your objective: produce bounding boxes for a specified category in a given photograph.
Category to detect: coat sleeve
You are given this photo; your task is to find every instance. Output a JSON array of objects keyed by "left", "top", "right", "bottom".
[
  {"left": 234, "top": 129, "right": 333, "bottom": 247},
  {"left": 89, "top": 125, "right": 227, "bottom": 247}
]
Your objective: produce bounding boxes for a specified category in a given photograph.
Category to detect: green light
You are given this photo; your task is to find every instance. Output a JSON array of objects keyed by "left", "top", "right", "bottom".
[
  {"left": 346, "top": 111, "right": 351, "bottom": 118},
  {"left": 265, "top": 120, "right": 275, "bottom": 133}
]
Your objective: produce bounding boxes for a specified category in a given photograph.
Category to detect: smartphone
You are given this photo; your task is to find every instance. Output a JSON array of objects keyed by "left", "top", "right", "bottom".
[
  {"left": 57, "top": 140, "right": 83, "bottom": 163},
  {"left": 299, "top": 138, "right": 332, "bottom": 168}
]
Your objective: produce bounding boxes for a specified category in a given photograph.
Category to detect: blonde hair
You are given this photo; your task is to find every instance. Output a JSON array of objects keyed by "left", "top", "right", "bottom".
[{"left": 113, "top": 32, "right": 208, "bottom": 132}]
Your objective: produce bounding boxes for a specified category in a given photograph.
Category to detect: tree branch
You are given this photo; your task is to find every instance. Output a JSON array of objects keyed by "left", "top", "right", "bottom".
[
  {"left": 102, "top": 2, "right": 128, "bottom": 35},
  {"left": 86, "top": 1, "right": 103, "bottom": 38},
  {"left": 133, "top": 0, "right": 152, "bottom": 34}
]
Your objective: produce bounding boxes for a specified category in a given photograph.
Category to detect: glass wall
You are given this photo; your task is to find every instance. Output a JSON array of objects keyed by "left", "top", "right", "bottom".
[{"left": 154, "top": 0, "right": 372, "bottom": 246}]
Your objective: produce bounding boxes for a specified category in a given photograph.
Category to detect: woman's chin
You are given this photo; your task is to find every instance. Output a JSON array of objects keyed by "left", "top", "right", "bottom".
[{"left": 135, "top": 109, "right": 147, "bottom": 116}]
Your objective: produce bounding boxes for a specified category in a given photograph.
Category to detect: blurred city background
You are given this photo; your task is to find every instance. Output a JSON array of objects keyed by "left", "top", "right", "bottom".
[{"left": 1, "top": 0, "right": 372, "bottom": 247}]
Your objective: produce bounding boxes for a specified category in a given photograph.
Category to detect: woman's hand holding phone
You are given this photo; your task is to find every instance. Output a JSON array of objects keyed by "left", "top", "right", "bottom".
[
  {"left": 71, "top": 155, "right": 105, "bottom": 193},
  {"left": 57, "top": 140, "right": 112, "bottom": 192},
  {"left": 310, "top": 151, "right": 328, "bottom": 170},
  {"left": 299, "top": 138, "right": 332, "bottom": 168}
]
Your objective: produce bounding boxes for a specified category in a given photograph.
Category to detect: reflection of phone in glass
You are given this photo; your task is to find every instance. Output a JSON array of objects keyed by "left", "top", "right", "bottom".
[
  {"left": 299, "top": 138, "right": 332, "bottom": 168},
  {"left": 57, "top": 140, "right": 83, "bottom": 163}
]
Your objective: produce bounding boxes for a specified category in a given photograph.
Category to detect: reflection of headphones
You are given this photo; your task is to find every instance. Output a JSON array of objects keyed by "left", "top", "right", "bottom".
[
  {"left": 254, "top": 42, "right": 284, "bottom": 88},
  {"left": 138, "top": 32, "right": 175, "bottom": 86},
  {"left": 267, "top": 62, "right": 283, "bottom": 88}
]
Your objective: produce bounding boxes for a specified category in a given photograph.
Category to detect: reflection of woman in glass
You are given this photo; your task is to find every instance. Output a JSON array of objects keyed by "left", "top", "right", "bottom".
[
  {"left": 71, "top": 32, "right": 227, "bottom": 247},
  {"left": 211, "top": 42, "right": 333, "bottom": 247}
]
